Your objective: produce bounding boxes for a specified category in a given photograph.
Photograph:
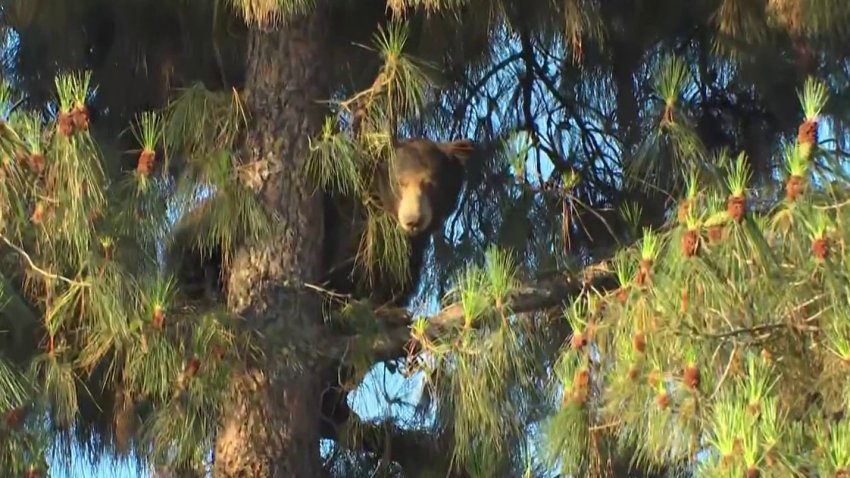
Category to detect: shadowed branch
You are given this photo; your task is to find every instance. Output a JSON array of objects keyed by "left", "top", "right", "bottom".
[{"left": 330, "top": 413, "right": 470, "bottom": 478}]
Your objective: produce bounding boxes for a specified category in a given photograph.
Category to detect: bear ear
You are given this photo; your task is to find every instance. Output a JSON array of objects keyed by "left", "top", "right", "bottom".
[{"left": 438, "top": 139, "right": 475, "bottom": 168}]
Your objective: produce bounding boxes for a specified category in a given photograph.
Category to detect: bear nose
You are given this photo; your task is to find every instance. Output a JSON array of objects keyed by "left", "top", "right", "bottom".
[{"left": 401, "top": 214, "right": 422, "bottom": 232}]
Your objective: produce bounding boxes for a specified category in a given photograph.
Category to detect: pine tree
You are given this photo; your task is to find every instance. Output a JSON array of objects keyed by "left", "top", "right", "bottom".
[{"left": 3, "top": 1, "right": 850, "bottom": 477}]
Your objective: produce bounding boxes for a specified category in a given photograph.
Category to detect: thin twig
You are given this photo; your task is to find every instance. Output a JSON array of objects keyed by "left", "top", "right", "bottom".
[
  {"left": 304, "top": 282, "right": 353, "bottom": 300},
  {"left": 0, "top": 235, "right": 89, "bottom": 287},
  {"left": 703, "top": 323, "right": 786, "bottom": 339},
  {"left": 588, "top": 420, "right": 622, "bottom": 432},
  {"left": 814, "top": 198, "right": 850, "bottom": 210},
  {"left": 710, "top": 344, "right": 737, "bottom": 401}
]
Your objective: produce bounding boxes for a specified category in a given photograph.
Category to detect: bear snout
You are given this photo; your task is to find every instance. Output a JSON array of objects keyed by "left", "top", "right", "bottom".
[
  {"left": 400, "top": 213, "right": 424, "bottom": 233},
  {"left": 397, "top": 194, "right": 433, "bottom": 235}
]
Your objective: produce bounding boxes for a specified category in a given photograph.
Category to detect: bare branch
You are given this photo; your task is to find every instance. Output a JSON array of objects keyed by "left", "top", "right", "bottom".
[{"left": 1, "top": 235, "right": 90, "bottom": 287}]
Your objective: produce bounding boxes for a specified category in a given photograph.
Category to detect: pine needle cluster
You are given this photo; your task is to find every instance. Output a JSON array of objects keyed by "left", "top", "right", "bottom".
[
  {"left": 6, "top": 1, "right": 850, "bottom": 476},
  {"left": 0, "top": 16, "right": 446, "bottom": 475},
  {"left": 0, "top": 70, "right": 263, "bottom": 475},
  {"left": 534, "top": 71, "right": 850, "bottom": 476}
]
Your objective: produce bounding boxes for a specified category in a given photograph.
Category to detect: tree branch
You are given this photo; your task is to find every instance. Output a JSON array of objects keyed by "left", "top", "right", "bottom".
[
  {"left": 1, "top": 235, "right": 90, "bottom": 287},
  {"left": 334, "top": 261, "right": 619, "bottom": 362}
]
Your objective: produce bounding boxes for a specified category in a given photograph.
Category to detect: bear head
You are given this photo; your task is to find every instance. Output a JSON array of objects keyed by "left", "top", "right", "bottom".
[{"left": 373, "top": 138, "right": 475, "bottom": 237}]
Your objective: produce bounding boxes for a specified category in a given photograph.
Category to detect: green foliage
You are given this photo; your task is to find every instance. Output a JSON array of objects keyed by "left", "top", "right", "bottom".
[
  {"left": 725, "top": 152, "right": 751, "bottom": 197},
  {"left": 370, "top": 21, "right": 432, "bottom": 129},
  {"left": 799, "top": 76, "right": 830, "bottom": 121},
  {"left": 0, "top": 15, "right": 444, "bottom": 475},
  {"left": 164, "top": 84, "right": 247, "bottom": 188},
  {"left": 412, "top": 247, "right": 546, "bottom": 474},
  {"left": 131, "top": 111, "right": 164, "bottom": 152},
  {"left": 306, "top": 118, "right": 369, "bottom": 197},
  {"left": 628, "top": 55, "right": 709, "bottom": 197},
  {"left": 529, "top": 77, "right": 850, "bottom": 477},
  {"left": 0, "top": 69, "right": 263, "bottom": 475},
  {"left": 9, "top": 0, "right": 850, "bottom": 477},
  {"left": 0, "top": 357, "right": 27, "bottom": 411}
]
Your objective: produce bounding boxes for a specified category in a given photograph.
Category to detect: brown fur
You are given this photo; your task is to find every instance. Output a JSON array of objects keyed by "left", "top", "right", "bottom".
[
  {"left": 322, "top": 137, "right": 474, "bottom": 307},
  {"left": 376, "top": 139, "right": 474, "bottom": 237}
]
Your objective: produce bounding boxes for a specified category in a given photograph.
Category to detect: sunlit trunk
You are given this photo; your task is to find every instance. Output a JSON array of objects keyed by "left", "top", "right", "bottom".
[{"left": 213, "top": 3, "right": 332, "bottom": 476}]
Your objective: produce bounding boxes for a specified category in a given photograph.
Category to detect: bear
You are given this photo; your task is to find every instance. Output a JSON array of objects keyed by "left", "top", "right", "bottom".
[
  {"left": 169, "top": 137, "right": 474, "bottom": 308},
  {"left": 320, "top": 137, "right": 474, "bottom": 308},
  {"left": 166, "top": 136, "right": 475, "bottom": 442},
  {"left": 316, "top": 137, "right": 474, "bottom": 439}
]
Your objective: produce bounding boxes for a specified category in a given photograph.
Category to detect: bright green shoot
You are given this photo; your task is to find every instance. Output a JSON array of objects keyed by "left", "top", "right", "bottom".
[
  {"left": 411, "top": 317, "right": 428, "bottom": 338},
  {"left": 707, "top": 396, "right": 748, "bottom": 458},
  {"left": 457, "top": 266, "right": 488, "bottom": 328},
  {"left": 639, "top": 227, "right": 660, "bottom": 262},
  {"left": 145, "top": 276, "right": 178, "bottom": 320},
  {"left": 757, "top": 396, "right": 782, "bottom": 449},
  {"left": 684, "top": 167, "right": 700, "bottom": 200},
  {"left": 612, "top": 250, "right": 637, "bottom": 287},
  {"left": 682, "top": 343, "right": 698, "bottom": 366},
  {"left": 742, "top": 353, "right": 776, "bottom": 410},
  {"left": 740, "top": 427, "right": 763, "bottom": 468},
  {"left": 824, "top": 315, "right": 850, "bottom": 362},
  {"left": 654, "top": 55, "right": 688, "bottom": 109},
  {"left": 17, "top": 111, "right": 44, "bottom": 153},
  {"left": 703, "top": 193, "right": 729, "bottom": 227},
  {"left": 785, "top": 142, "right": 809, "bottom": 176},
  {"left": 804, "top": 210, "right": 831, "bottom": 239},
  {"left": 564, "top": 297, "right": 588, "bottom": 331},
  {"left": 797, "top": 76, "right": 829, "bottom": 121},
  {"left": 98, "top": 235, "right": 114, "bottom": 250},
  {"left": 561, "top": 169, "right": 580, "bottom": 191},
  {"left": 372, "top": 21, "right": 430, "bottom": 122},
  {"left": 653, "top": 374, "right": 668, "bottom": 396},
  {"left": 132, "top": 111, "right": 164, "bottom": 152},
  {"left": 827, "top": 420, "right": 850, "bottom": 469},
  {"left": 684, "top": 207, "right": 704, "bottom": 230},
  {"left": 725, "top": 152, "right": 751, "bottom": 197},
  {"left": 483, "top": 246, "right": 518, "bottom": 309},
  {"left": 54, "top": 71, "right": 93, "bottom": 112}
]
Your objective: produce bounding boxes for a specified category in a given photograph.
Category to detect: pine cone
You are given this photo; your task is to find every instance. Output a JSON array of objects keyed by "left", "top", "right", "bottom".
[
  {"left": 727, "top": 195, "right": 746, "bottom": 223},
  {"left": 797, "top": 120, "right": 818, "bottom": 146},
  {"left": 786, "top": 175, "right": 804, "bottom": 201},
  {"left": 682, "top": 229, "right": 700, "bottom": 257},
  {"left": 812, "top": 237, "right": 829, "bottom": 261}
]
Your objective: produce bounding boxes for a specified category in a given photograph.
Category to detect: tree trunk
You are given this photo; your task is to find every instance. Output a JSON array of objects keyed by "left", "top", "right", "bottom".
[{"left": 213, "top": 3, "right": 332, "bottom": 477}]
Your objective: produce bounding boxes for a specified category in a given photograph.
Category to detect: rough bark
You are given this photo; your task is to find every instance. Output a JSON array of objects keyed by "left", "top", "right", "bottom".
[{"left": 213, "top": 4, "right": 332, "bottom": 477}]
